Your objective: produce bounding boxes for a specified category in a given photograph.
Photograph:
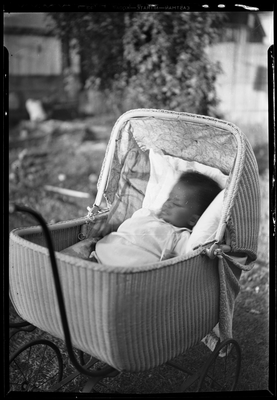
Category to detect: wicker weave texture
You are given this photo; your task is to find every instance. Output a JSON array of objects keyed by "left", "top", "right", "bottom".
[
  {"left": 10, "top": 226, "right": 219, "bottom": 372},
  {"left": 228, "top": 138, "right": 260, "bottom": 263}
]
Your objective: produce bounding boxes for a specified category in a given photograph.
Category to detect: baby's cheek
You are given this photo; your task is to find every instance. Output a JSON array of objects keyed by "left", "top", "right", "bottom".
[{"left": 178, "top": 210, "right": 189, "bottom": 221}]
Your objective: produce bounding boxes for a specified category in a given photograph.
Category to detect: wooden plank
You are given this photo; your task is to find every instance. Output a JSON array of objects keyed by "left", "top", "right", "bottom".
[{"left": 44, "top": 185, "right": 90, "bottom": 199}]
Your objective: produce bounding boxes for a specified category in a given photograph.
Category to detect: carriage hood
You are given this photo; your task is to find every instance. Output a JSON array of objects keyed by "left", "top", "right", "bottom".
[{"left": 94, "top": 109, "right": 260, "bottom": 266}]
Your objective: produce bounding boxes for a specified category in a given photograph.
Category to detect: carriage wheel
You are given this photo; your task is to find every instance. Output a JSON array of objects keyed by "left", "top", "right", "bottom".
[
  {"left": 9, "top": 339, "right": 63, "bottom": 392},
  {"left": 197, "top": 339, "right": 241, "bottom": 392}
]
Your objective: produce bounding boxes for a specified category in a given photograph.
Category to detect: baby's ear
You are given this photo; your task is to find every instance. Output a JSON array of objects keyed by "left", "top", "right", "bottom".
[{"left": 189, "top": 214, "right": 200, "bottom": 227}]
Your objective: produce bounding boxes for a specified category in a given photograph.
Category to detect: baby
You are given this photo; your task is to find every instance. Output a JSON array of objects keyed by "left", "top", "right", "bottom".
[{"left": 89, "top": 171, "right": 221, "bottom": 266}]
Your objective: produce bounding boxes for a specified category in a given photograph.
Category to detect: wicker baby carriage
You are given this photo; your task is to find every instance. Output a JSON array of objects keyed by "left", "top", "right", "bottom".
[{"left": 9, "top": 109, "right": 260, "bottom": 392}]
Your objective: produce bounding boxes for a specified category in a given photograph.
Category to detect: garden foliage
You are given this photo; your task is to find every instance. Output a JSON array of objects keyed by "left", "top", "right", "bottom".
[{"left": 48, "top": 12, "right": 225, "bottom": 115}]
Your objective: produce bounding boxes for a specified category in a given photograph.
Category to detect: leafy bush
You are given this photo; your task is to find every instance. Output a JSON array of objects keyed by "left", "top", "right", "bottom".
[
  {"left": 48, "top": 12, "right": 225, "bottom": 116},
  {"left": 122, "top": 12, "right": 224, "bottom": 115}
]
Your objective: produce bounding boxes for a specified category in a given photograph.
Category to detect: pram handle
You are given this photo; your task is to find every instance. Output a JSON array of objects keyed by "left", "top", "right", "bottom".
[{"left": 9, "top": 202, "right": 115, "bottom": 377}]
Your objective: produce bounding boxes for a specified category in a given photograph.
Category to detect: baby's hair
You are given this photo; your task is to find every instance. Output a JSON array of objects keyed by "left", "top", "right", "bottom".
[{"left": 178, "top": 170, "right": 222, "bottom": 215}]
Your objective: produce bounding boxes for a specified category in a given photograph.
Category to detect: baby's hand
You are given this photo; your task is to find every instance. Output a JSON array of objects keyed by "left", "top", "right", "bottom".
[
  {"left": 60, "top": 238, "right": 97, "bottom": 259},
  {"left": 161, "top": 251, "right": 177, "bottom": 261}
]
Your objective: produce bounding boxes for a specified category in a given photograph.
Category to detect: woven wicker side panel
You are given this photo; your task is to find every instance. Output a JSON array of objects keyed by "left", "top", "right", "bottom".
[
  {"left": 10, "top": 231, "right": 219, "bottom": 372},
  {"left": 50, "top": 224, "right": 83, "bottom": 251},
  {"left": 103, "top": 257, "right": 219, "bottom": 372},
  {"left": 9, "top": 236, "right": 65, "bottom": 336},
  {"left": 228, "top": 139, "right": 260, "bottom": 261},
  {"left": 13, "top": 220, "right": 84, "bottom": 252}
]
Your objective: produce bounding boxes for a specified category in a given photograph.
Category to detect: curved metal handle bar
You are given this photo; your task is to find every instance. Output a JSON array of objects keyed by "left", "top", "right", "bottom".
[{"left": 9, "top": 203, "right": 115, "bottom": 377}]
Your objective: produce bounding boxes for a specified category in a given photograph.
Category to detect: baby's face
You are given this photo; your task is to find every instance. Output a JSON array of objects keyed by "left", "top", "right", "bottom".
[{"left": 159, "top": 182, "right": 200, "bottom": 228}]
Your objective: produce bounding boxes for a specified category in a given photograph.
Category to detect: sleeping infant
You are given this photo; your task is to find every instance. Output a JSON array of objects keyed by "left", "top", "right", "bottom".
[{"left": 61, "top": 171, "right": 221, "bottom": 266}]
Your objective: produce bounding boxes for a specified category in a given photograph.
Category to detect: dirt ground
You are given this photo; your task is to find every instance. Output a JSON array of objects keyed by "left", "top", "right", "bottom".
[{"left": 7, "top": 116, "right": 271, "bottom": 394}]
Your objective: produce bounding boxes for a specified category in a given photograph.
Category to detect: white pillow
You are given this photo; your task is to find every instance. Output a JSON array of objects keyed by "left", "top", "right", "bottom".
[
  {"left": 142, "top": 149, "right": 228, "bottom": 253},
  {"left": 143, "top": 149, "right": 227, "bottom": 211},
  {"left": 186, "top": 189, "right": 225, "bottom": 252}
]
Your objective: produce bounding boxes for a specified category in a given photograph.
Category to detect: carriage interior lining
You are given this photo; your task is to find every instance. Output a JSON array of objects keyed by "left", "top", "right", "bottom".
[{"left": 100, "top": 118, "right": 237, "bottom": 240}]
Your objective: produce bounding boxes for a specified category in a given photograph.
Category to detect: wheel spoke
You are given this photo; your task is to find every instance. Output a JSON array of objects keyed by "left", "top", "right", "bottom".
[
  {"left": 203, "top": 372, "right": 226, "bottom": 391},
  {"left": 33, "top": 348, "right": 61, "bottom": 390},
  {"left": 11, "top": 357, "right": 28, "bottom": 382},
  {"left": 35, "top": 371, "right": 60, "bottom": 391},
  {"left": 9, "top": 340, "right": 63, "bottom": 392},
  {"left": 30, "top": 344, "right": 48, "bottom": 390},
  {"left": 197, "top": 339, "right": 241, "bottom": 392}
]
